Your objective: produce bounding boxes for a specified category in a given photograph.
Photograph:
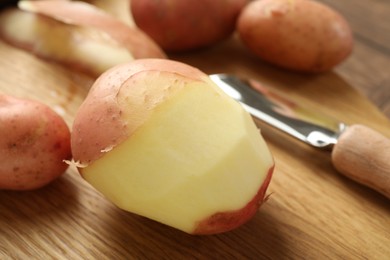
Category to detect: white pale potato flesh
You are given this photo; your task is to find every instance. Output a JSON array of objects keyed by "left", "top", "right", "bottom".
[
  {"left": 0, "top": 0, "right": 166, "bottom": 76},
  {"left": 0, "top": 9, "right": 133, "bottom": 76},
  {"left": 71, "top": 59, "right": 274, "bottom": 234}
]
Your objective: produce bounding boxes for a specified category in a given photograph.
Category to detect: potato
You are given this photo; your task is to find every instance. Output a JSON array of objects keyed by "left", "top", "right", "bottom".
[
  {"left": 131, "top": 0, "right": 248, "bottom": 52},
  {"left": 18, "top": 0, "right": 166, "bottom": 60},
  {"left": 0, "top": 95, "right": 71, "bottom": 190},
  {"left": 0, "top": 1, "right": 166, "bottom": 77},
  {"left": 0, "top": 8, "right": 135, "bottom": 77},
  {"left": 83, "top": 0, "right": 135, "bottom": 26},
  {"left": 237, "top": 0, "right": 354, "bottom": 72},
  {"left": 71, "top": 59, "right": 274, "bottom": 234}
]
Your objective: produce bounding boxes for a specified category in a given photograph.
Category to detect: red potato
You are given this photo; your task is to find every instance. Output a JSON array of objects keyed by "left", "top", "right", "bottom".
[
  {"left": 0, "top": 8, "right": 135, "bottom": 77},
  {"left": 0, "top": 95, "right": 71, "bottom": 190},
  {"left": 71, "top": 59, "right": 274, "bottom": 234},
  {"left": 131, "top": 0, "right": 249, "bottom": 52},
  {"left": 18, "top": 0, "right": 166, "bottom": 60},
  {"left": 237, "top": 0, "right": 354, "bottom": 72},
  {"left": 0, "top": 0, "right": 166, "bottom": 76}
]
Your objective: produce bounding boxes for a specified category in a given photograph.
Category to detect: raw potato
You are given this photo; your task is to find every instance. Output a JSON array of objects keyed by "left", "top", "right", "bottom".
[
  {"left": 71, "top": 59, "right": 274, "bottom": 234},
  {"left": 0, "top": 0, "right": 166, "bottom": 76},
  {"left": 0, "top": 95, "right": 71, "bottom": 190},
  {"left": 84, "top": 0, "right": 135, "bottom": 26},
  {"left": 17, "top": 0, "right": 166, "bottom": 60},
  {"left": 237, "top": 0, "right": 354, "bottom": 72},
  {"left": 131, "top": 0, "right": 248, "bottom": 52},
  {"left": 0, "top": 8, "right": 135, "bottom": 77}
]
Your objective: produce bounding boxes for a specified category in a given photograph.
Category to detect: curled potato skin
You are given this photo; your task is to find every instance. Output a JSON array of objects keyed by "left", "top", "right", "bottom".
[
  {"left": 0, "top": 95, "right": 71, "bottom": 190},
  {"left": 237, "top": 0, "right": 354, "bottom": 72}
]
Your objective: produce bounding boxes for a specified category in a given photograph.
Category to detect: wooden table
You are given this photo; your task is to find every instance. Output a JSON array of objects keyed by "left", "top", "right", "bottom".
[
  {"left": 319, "top": 0, "right": 390, "bottom": 119},
  {"left": 0, "top": 1, "right": 389, "bottom": 259}
]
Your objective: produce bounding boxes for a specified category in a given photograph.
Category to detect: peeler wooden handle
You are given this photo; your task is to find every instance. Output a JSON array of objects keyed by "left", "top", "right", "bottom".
[{"left": 332, "top": 124, "right": 390, "bottom": 199}]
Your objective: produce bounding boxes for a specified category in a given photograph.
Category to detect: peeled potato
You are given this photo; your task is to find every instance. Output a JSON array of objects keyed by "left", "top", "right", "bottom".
[
  {"left": 0, "top": 1, "right": 166, "bottom": 76},
  {"left": 71, "top": 59, "right": 274, "bottom": 234},
  {"left": 84, "top": 0, "right": 135, "bottom": 26},
  {"left": 237, "top": 0, "right": 354, "bottom": 72},
  {"left": 0, "top": 95, "right": 71, "bottom": 190}
]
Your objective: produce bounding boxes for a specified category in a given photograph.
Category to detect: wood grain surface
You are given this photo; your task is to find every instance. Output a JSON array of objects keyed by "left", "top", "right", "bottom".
[{"left": 1, "top": 0, "right": 389, "bottom": 259}]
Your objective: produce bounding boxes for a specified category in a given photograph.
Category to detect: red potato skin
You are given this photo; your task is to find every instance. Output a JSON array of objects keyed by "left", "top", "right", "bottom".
[
  {"left": 0, "top": 1, "right": 167, "bottom": 77},
  {"left": 0, "top": 9, "right": 102, "bottom": 76},
  {"left": 193, "top": 166, "right": 274, "bottom": 235},
  {"left": 131, "top": 0, "right": 249, "bottom": 52},
  {"left": 237, "top": 0, "right": 353, "bottom": 72},
  {"left": 0, "top": 95, "right": 71, "bottom": 190},
  {"left": 71, "top": 59, "right": 209, "bottom": 166},
  {"left": 19, "top": 0, "right": 166, "bottom": 60}
]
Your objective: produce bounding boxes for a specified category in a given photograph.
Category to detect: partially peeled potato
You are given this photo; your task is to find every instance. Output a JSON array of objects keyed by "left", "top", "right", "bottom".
[
  {"left": 71, "top": 59, "right": 274, "bottom": 234},
  {"left": 0, "top": 0, "right": 166, "bottom": 76}
]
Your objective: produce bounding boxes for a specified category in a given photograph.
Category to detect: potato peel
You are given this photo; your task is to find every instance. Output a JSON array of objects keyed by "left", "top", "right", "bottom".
[{"left": 64, "top": 159, "right": 88, "bottom": 169}]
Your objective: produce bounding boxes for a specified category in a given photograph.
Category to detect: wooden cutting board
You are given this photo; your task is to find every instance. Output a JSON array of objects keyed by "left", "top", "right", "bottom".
[{"left": 0, "top": 38, "right": 389, "bottom": 259}]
